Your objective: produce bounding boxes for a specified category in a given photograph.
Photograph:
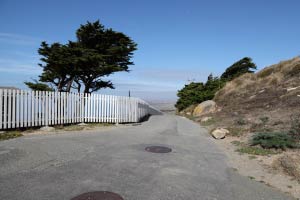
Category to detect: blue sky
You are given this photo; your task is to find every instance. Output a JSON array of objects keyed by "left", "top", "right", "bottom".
[{"left": 0, "top": 0, "right": 299, "bottom": 102}]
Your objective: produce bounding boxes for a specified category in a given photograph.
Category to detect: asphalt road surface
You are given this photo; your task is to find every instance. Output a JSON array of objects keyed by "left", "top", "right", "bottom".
[{"left": 0, "top": 114, "right": 294, "bottom": 200}]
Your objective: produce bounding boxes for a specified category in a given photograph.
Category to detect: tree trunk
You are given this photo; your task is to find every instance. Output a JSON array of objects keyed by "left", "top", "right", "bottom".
[
  {"left": 66, "top": 77, "right": 75, "bottom": 92},
  {"left": 57, "top": 80, "right": 64, "bottom": 92},
  {"left": 84, "top": 86, "right": 90, "bottom": 93}
]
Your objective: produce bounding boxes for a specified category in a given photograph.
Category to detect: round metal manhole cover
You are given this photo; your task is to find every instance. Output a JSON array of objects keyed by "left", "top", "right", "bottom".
[
  {"left": 71, "top": 191, "right": 124, "bottom": 200},
  {"left": 145, "top": 146, "right": 172, "bottom": 153}
]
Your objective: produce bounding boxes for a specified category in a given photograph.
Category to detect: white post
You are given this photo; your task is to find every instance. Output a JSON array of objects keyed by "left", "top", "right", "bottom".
[{"left": 0, "top": 89, "right": 2, "bottom": 129}]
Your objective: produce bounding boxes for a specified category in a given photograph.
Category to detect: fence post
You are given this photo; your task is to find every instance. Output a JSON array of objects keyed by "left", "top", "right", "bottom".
[{"left": 0, "top": 89, "right": 2, "bottom": 129}]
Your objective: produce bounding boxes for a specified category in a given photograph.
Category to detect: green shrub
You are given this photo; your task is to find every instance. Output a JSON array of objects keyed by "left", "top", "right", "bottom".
[
  {"left": 237, "top": 146, "right": 275, "bottom": 156},
  {"left": 251, "top": 132, "right": 298, "bottom": 150},
  {"left": 289, "top": 114, "right": 300, "bottom": 141},
  {"left": 175, "top": 75, "right": 225, "bottom": 111}
]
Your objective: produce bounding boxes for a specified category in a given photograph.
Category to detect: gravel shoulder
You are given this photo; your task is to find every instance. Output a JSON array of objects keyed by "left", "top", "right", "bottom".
[{"left": 215, "top": 136, "right": 300, "bottom": 198}]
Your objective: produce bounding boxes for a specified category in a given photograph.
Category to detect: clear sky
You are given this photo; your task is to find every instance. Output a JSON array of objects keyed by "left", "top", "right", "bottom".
[{"left": 0, "top": 0, "right": 299, "bottom": 102}]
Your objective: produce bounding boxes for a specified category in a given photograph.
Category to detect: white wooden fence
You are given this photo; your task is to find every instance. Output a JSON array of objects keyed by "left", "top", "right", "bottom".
[{"left": 0, "top": 89, "right": 158, "bottom": 130}]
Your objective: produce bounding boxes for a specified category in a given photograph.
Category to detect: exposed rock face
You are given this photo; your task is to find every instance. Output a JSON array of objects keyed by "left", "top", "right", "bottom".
[
  {"left": 211, "top": 128, "right": 229, "bottom": 139},
  {"left": 193, "top": 100, "right": 217, "bottom": 117}
]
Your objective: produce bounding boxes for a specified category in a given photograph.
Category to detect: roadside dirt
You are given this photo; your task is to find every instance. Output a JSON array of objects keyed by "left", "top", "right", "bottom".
[{"left": 215, "top": 136, "right": 300, "bottom": 199}]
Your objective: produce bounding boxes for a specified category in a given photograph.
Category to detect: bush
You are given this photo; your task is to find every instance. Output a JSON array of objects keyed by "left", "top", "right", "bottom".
[
  {"left": 289, "top": 114, "right": 300, "bottom": 141},
  {"left": 175, "top": 75, "right": 225, "bottom": 111},
  {"left": 251, "top": 132, "right": 298, "bottom": 150}
]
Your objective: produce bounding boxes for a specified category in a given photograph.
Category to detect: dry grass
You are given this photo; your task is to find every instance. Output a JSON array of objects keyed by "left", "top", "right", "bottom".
[
  {"left": 274, "top": 154, "right": 300, "bottom": 182},
  {"left": 213, "top": 56, "right": 300, "bottom": 129},
  {"left": 0, "top": 131, "right": 23, "bottom": 141}
]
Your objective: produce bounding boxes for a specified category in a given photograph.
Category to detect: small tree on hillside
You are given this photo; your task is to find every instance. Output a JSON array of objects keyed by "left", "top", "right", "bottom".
[
  {"left": 175, "top": 74, "right": 225, "bottom": 111},
  {"left": 221, "top": 57, "right": 257, "bottom": 81}
]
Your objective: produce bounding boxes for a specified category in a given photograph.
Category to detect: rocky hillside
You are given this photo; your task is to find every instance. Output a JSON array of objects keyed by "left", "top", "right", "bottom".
[
  {"left": 211, "top": 56, "right": 300, "bottom": 131},
  {"left": 180, "top": 57, "right": 300, "bottom": 198}
]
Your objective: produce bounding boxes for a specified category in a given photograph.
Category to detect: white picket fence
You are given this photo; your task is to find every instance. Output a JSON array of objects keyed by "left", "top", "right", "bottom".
[{"left": 0, "top": 89, "right": 157, "bottom": 130}]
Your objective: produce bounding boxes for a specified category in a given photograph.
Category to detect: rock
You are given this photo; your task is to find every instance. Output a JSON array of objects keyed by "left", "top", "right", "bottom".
[
  {"left": 193, "top": 100, "right": 217, "bottom": 117},
  {"left": 232, "top": 112, "right": 239, "bottom": 117},
  {"left": 287, "top": 86, "right": 300, "bottom": 92},
  {"left": 0, "top": 131, "right": 5, "bottom": 134},
  {"left": 77, "top": 123, "right": 88, "bottom": 126},
  {"left": 201, "top": 116, "right": 212, "bottom": 122},
  {"left": 40, "top": 126, "right": 55, "bottom": 132},
  {"left": 182, "top": 105, "right": 197, "bottom": 115},
  {"left": 249, "top": 95, "right": 256, "bottom": 99},
  {"left": 211, "top": 128, "right": 229, "bottom": 139}
]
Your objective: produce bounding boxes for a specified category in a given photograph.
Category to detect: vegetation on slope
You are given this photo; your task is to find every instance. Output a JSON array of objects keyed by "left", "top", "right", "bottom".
[{"left": 175, "top": 57, "right": 257, "bottom": 111}]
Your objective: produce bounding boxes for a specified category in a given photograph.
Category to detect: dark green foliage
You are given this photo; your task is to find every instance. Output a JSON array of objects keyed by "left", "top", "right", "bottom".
[
  {"left": 221, "top": 57, "right": 257, "bottom": 81},
  {"left": 176, "top": 57, "right": 256, "bottom": 111},
  {"left": 28, "top": 20, "right": 137, "bottom": 93},
  {"left": 38, "top": 42, "right": 77, "bottom": 92},
  {"left": 24, "top": 80, "right": 54, "bottom": 91},
  {"left": 75, "top": 21, "right": 137, "bottom": 93},
  {"left": 251, "top": 132, "right": 298, "bottom": 150},
  {"left": 175, "top": 75, "right": 225, "bottom": 111},
  {"left": 289, "top": 114, "right": 300, "bottom": 141}
]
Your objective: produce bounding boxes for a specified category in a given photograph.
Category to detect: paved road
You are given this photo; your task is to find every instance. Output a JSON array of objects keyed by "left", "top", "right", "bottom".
[{"left": 0, "top": 115, "right": 294, "bottom": 200}]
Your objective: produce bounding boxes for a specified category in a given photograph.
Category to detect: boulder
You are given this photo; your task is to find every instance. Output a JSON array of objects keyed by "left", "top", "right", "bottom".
[
  {"left": 193, "top": 100, "right": 217, "bottom": 117},
  {"left": 77, "top": 123, "right": 88, "bottom": 126},
  {"left": 211, "top": 128, "right": 229, "bottom": 139},
  {"left": 40, "top": 126, "right": 55, "bottom": 132},
  {"left": 201, "top": 116, "right": 212, "bottom": 122}
]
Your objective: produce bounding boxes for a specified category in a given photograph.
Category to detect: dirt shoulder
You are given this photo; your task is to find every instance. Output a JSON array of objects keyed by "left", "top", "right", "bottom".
[
  {"left": 0, "top": 123, "right": 125, "bottom": 140},
  {"left": 180, "top": 111, "right": 300, "bottom": 198},
  {"left": 214, "top": 136, "right": 300, "bottom": 199}
]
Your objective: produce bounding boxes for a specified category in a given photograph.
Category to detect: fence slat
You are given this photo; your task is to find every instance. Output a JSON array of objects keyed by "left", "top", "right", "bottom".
[
  {"left": 0, "top": 90, "right": 157, "bottom": 130},
  {"left": 0, "top": 90, "right": 2, "bottom": 129}
]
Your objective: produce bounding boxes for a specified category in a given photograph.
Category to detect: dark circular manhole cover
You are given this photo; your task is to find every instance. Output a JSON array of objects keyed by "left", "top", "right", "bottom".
[
  {"left": 71, "top": 191, "right": 124, "bottom": 200},
  {"left": 145, "top": 146, "right": 172, "bottom": 153}
]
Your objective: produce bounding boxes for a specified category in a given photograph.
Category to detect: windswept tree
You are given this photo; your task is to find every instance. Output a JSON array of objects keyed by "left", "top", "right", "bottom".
[
  {"left": 74, "top": 21, "right": 137, "bottom": 93},
  {"left": 24, "top": 80, "right": 54, "bottom": 91},
  {"left": 175, "top": 57, "right": 256, "bottom": 111},
  {"left": 25, "top": 20, "right": 137, "bottom": 93},
  {"left": 221, "top": 57, "right": 257, "bottom": 81},
  {"left": 175, "top": 74, "right": 225, "bottom": 111},
  {"left": 37, "top": 42, "right": 76, "bottom": 92}
]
